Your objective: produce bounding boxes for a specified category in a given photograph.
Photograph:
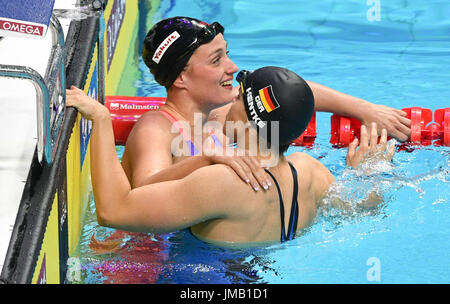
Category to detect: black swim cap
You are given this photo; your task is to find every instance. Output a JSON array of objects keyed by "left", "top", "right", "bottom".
[
  {"left": 236, "top": 66, "right": 315, "bottom": 147},
  {"left": 142, "top": 16, "right": 224, "bottom": 88}
]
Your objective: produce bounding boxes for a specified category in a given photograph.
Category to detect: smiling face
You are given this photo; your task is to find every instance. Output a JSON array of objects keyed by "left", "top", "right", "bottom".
[{"left": 180, "top": 34, "right": 239, "bottom": 110}]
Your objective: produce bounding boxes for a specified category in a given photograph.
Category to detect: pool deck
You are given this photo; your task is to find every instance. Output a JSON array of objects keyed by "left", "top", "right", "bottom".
[{"left": 0, "top": 0, "right": 75, "bottom": 273}]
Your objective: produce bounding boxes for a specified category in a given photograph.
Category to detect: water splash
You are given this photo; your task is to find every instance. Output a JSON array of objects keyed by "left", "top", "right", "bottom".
[{"left": 319, "top": 146, "right": 449, "bottom": 223}]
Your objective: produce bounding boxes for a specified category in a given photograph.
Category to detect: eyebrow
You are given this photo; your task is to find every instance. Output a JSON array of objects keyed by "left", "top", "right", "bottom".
[{"left": 208, "top": 42, "right": 228, "bottom": 58}]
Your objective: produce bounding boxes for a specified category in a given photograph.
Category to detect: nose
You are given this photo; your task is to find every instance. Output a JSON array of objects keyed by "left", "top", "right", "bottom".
[{"left": 225, "top": 56, "right": 239, "bottom": 75}]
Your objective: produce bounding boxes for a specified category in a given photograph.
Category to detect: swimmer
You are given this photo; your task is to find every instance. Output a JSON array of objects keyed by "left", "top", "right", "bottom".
[
  {"left": 67, "top": 66, "right": 395, "bottom": 245},
  {"left": 122, "top": 17, "right": 270, "bottom": 191},
  {"left": 121, "top": 16, "right": 410, "bottom": 192}
]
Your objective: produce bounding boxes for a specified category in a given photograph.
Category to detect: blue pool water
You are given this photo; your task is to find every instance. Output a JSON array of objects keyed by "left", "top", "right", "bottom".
[{"left": 70, "top": 0, "right": 449, "bottom": 283}]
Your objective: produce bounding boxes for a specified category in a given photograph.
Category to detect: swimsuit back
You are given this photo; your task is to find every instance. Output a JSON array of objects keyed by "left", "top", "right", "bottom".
[{"left": 264, "top": 162, "right": 299, "bottom": 242}]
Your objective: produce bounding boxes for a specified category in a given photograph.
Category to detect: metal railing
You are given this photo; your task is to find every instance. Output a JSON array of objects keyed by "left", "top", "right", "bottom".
[{"left": 0, "top": 14, "right": 65, "bottom": 165}]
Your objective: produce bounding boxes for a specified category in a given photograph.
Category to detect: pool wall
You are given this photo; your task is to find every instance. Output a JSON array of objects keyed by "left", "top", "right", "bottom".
[{"left": 0, "top": 0, "right": 157, "bottom": 284}]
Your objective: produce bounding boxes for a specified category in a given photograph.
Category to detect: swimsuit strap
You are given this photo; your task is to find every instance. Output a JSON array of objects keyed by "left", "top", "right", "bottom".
[
  {"left": 264, "top": 162, "right": 300, "bottom": 242},
  {"left": 208, "top": 130, "right": 223, "bottom": 148},
  {"left": 159, "top": 110, "right": 199, "bottom": 156},
  {"left": 159, "top": 110, "right": 223, "bottom": 155},
  {"left": 264, "top": 168, "right": 288, "bottom": 242},
  {"left": 159, "top": 109, "right": 189, "bottom": 140},
  {"left": 287, "top": 162, "right": 299, "bottom": 241}
]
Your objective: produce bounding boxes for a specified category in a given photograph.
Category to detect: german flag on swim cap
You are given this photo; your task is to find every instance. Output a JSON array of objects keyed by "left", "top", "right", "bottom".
[
  {"left": 236, "top": 66, "right": 315, "bottom": 146},
  {"left": 259, "top": 85, "right": 280, "bottom": 113}
]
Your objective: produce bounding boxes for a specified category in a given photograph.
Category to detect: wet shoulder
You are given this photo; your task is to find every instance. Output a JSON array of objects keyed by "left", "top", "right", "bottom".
[
  {"left": 286, "top": 152, "right": 335, "bottom": 197},
  {"left": 126, "top": 110, "right": 175, "bottom": 145},
  {"left": 184, "top": 164, "right": 254, "bottom": 209},
  {"left": 286, "top": 152, "right": 323, "bottom": 171},
  {"left": 189, "top": 164, "right": 246, "bottom": 190},
  {"left": 124, "top": 110, "right": 175, "bottom": 161},
  {"left": 133, "top": 110, "right": 173, "bottom": 131}
]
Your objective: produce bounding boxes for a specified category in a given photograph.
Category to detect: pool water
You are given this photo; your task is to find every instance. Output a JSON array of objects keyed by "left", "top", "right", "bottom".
[{"left": 68, "top": 0, "right": 450, "bottom": 283}]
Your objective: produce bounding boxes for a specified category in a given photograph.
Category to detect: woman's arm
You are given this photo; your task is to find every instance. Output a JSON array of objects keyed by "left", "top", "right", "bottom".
[
  {"left": 143, "top": 151, "right": 270, "bottom": 192},
  {"left": 66, "top": 86, "right": 133, "bottom": 223},
  {"left": 66, "top": 87, "right": 269, "bottom": 229},
  {"left": 123, "top": 106, "right": 270, "bottom": 190},
  {"left": 307, "top": 80, "right": 411, "bottom": 141},
  {"left": 66, "top": 86, "right": 229, "bottom": 232}
]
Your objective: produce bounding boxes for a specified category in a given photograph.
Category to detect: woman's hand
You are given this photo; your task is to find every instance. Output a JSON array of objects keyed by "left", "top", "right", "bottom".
[
  {"left": 66, "top": 85, "right": 109, "bottom": 121},
  {"left": 208, "top": 147, "right": 272, "bottom": 192},
  {"left": 359, "top": 103, "right": 411, "bottom": 142},
  {"left": 346, "top": 122, "right": 395, "bottom": 169}
]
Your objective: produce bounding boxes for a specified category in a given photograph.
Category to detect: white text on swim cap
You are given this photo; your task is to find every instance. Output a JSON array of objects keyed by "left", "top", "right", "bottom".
[
  {"left": 254, "top": 95, "right": 265, "bottom": 113},
  {"left": 246, "top": 88, "right": 266, "bottom": 128},
  {"left": 152, "top": 31, "right": 180, "bottom": 64}
]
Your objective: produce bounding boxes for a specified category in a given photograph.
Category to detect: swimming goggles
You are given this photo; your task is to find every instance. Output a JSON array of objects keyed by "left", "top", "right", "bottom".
[
  {"left": 176, "top": 22, "right": 224, "bottom": 62},
  {"left": 236, "top": 69, "right": 252, "bottom": 89}
]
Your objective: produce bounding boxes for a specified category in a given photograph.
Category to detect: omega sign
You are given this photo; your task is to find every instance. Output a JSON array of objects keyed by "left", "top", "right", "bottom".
[
  {"left": 107, "top": 0, "right": 126, "bottom": 70},
  {"left": 0, "top": 19, "right": 43, "bottom": 36}
]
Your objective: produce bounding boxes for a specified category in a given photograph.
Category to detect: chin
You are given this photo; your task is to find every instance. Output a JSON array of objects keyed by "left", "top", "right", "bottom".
[{"left": 213, "top": 96, "right": 233, "bottom": 106}]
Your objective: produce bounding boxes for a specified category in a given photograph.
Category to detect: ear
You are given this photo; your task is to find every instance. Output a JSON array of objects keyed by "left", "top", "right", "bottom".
[{"left": 172, "top": 70, "right": 188, "bottom": 89}]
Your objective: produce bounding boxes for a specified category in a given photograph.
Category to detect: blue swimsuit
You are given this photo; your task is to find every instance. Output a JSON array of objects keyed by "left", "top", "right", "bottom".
[{"left": 264, "top": 162, "right": 299, "bottom": 242}]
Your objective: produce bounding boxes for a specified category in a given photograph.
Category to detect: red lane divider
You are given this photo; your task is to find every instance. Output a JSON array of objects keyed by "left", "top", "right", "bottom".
[
  {"left": 402, "top": 107, "right": 450, "bottom": 146},
  {"left": 105, "top": 96, "right": 449, "bottom": 147},
  {"left": 330, "top": 115, "right": 362, "bottom": 147},
  {"left": 330, "top": 107, "right": 450, "bottom": 147},
  {"left": 290, "top": 112, "right": 317, "bottom": 147},
  {"left": 105, "top": 96, "right": 318, "bottom": 147},
  {"left": 403, "top": 107, "right": 434, "bottom": 145},
  {"left": 435, "top": 108, "right": 450, "bottom": 146}
]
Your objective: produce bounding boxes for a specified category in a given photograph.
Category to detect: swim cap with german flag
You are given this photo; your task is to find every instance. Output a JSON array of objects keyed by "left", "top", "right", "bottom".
[
  {"left": 142, "top": 16, "right": 224, "bottom": 88},
  {"left": 236, "top": 66, "right": 315, "bottom": 146}
]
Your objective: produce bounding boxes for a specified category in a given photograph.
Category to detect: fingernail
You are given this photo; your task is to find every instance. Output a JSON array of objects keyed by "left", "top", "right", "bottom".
[
  {"left": 266, "top": 179, "right": 272, "bottom": 187},
  {"left": 245, "top": 177, "right": 250, "bottom": 183},
  {"left": 262, "top": 182, "right": 268, "bottom": 190},
  {"left": 252, "top": 183, "right": 259, "bottom": 191}
]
